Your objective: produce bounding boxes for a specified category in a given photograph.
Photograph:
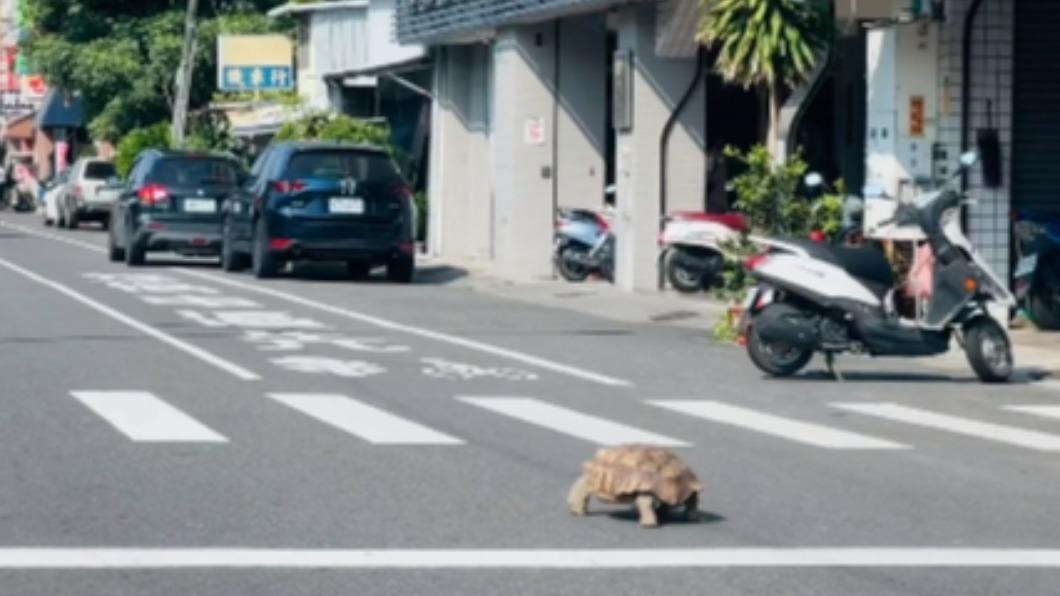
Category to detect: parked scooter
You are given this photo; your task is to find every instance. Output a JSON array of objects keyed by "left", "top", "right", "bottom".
[
  {"left": 658, "top": 211, "right": 747, "bottom": 293},
  {"left": 1013, "top": 209, "right": 1060, "bottom": 329},
  {"left": 554, "top": 202, "right": 615, "bottom": 283},
  {"left": 739, "top": 152, "right": 1016, "bottom": 383}
]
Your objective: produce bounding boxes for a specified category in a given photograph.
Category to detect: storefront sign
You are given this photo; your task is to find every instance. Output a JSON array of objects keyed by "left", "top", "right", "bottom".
[
  {"left": 217, "top": 35, "right": 294, "bottom": 92},
  {"left": 523, "top": 117, "right": 546, "bottom": 146},
  {"left": 909, "top": 95, "right": 925, "bottom": 137}
]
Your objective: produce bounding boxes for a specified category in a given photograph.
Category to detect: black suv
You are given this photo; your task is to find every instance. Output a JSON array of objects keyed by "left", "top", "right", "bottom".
[
  {"left": 221, "top": 142, "right": 416, "bottom": 282},
  {"left": 108, "top": 150, "right": 244, "bottom": 266}
]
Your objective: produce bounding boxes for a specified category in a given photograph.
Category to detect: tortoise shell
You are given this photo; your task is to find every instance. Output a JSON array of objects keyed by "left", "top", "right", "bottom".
[{"left": 581, "top": 445, "right": 703, "bottom": 506}]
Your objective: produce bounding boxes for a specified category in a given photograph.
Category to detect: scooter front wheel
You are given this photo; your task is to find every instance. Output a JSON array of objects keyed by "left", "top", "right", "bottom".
[
  {"left": 555, "top": 242, "right": 592, "bottom": 282},
  {"left": 964, "top": 317, "right": 1013, "bottom": 384},
  {"left": 746, "top": 326, "right": 813, "bottom": 377}
]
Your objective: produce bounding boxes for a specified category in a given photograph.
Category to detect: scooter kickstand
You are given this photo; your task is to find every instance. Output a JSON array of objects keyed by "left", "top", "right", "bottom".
[{"left": 825, "top": 352, "right": 844, "bottom": 382}]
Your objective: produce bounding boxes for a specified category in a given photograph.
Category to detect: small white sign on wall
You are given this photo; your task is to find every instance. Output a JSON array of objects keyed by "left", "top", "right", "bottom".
[{"left": 523, "top": 117, "right": 546, "bottom": 146}]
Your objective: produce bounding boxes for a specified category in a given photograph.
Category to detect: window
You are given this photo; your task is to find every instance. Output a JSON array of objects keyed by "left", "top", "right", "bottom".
[
  {"left": 83, "top": 162, "right": 116, "bottom": 180},
  {"left": 284, "top": 150, "right": 402, "bottom": 183},
  {"left": 151, "top": 158, "right": 240, "bottom": 187}
]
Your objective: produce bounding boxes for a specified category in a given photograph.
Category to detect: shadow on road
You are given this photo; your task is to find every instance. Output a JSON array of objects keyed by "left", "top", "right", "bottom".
[
  {"left": 604, "top": 508, "right": 726, "bottom": 527},
  {"left": 281, "top": 261, "right": 470, "bottom": 286},
  {"left": 783, "top": 367, "right": 1049, "bottom": 386}
]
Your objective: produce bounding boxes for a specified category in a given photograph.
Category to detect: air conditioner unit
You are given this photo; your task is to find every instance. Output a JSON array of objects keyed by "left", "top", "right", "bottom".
[{"left": 836, "top": 0, "right": 941, "bottom": 22}]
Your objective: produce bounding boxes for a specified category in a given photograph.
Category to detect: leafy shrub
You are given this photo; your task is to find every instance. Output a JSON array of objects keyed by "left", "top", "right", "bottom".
[{"left": 115, "top": 122, "right": 172, "bottom": 178}]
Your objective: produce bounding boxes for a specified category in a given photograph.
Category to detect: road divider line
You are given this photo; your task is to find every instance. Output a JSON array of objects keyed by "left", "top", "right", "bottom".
[
  {"left": 175, "top": 268, "right": 633, "bottom": 388},
  {"left": 833, "top": 402, "right": 1060, "bottom": 451},
  {"left": 267, "top": 393, "right": 464, "bottom": 445},
  {"left": 71, "top": 391, "right": 227, "bottom": 443},
  {"left": 459, "top": 397, "right": 688, "bottom": 447},
  {"left": 0, "top": 219, "right": 106, "bottom": 253},
  {"left": 0, "top": 256, "right": 260, "bottom": 381},
  {"left": 3, "top": 547, "right": 1060, "bottom": 569},
  {"left": 1004, "top": 405, "right": 1060, "bottom": 421},
  {"left": 649, "top": 401, "right": 908, "bottom": 450}
]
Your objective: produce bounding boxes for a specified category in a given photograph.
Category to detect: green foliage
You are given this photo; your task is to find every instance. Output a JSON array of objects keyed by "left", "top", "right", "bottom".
[
  {"left": 414, "top": 190, "right": 428, "bottom": 243},
  {"left": 725, "top": 144, "right": 809, "bottom": 236},
  {"left": 274, "top": 111, "right": 413, "bottom": 175},
  {"left": 21, "top": 0, "right": 291, "bottom": 142},
  {"left": 114, "top": 122, "right": 172, "bottom": 178},
  {"left": 809, "top": 180, "right": 846, "bottom": 241},
  {"left": 697, "top": 0, "right": 830, "bottom": 91}
]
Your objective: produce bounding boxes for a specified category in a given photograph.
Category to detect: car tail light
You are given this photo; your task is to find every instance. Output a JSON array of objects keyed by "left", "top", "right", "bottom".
[
  {"left": 809, "top": 230, "right": 826, "bottom": 243},
  {"left": 137, "top": 184, "right": 169, "bottom": 206},
  {"left": 399, "top": 242, "right": 415, "bottom": 254},
  {"left": 272, "top": 180, "right": 305, "bottom": 194},
  {"left": 269, "top": 238, "right": 293, "bottom": 251},
  {"left": 744, "top": 253, "right": 770, "bottom": 271}
]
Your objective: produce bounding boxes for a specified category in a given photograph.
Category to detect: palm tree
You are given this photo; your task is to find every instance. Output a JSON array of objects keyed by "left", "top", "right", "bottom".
[{"left": 698, "top": 0, "right": 830, "bottom": 157}]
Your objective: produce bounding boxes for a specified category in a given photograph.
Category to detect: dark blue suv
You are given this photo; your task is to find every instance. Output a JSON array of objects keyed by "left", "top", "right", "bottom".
[{"left": 221, "top": 142, "right": 416, "bottom": 282}]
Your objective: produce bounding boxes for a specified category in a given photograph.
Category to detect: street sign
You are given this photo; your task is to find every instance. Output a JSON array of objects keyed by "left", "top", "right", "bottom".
[{"left": 217, "top": 35, "right": 294, "bottom": 92}]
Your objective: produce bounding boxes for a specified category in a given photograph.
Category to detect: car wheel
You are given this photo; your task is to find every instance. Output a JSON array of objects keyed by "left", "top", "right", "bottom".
[
  {"left": 107, "top": 226, "right": 125, "bottom": 262},
  {"left": 56, "top": 206, "right": 67, "bottom": 229},
  {"left": 100, "top": 217, "right": 110, "bottom": 232},
  {"left": 386, "top": 254, "right": 415, "bottom": 284},
  {"left": 964, "top": 317, "right": 1013, "bottom": 384},
  {"left": 67, "top": 208, "right": 80, "bottom": 230},
  {"left": 221, "top": 220, "right": 249, "bottom": 272},
  {"left": 125, "top": 225, "right": 145, "bottom": 267},
  {"left": 251, "top": 219, "right": 277, "bottom": 279},
  {"left": 347, "top": 260, "right": 372, "bottom": 280}
]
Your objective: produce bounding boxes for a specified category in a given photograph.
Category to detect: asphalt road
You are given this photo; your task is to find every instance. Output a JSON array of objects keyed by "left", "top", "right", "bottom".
[{"left": 2, "top": 210, "right": 1060, "bottom": 595}]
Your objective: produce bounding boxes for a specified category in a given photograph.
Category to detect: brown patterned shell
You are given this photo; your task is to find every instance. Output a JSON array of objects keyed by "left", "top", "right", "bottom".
[{"left": 581, "top": 445, "right": 703, "bottom": 506}]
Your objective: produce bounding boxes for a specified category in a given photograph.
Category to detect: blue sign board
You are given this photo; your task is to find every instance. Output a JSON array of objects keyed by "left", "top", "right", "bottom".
[{"left": 220, "top": 66, "right": 293, "bottom": 92}]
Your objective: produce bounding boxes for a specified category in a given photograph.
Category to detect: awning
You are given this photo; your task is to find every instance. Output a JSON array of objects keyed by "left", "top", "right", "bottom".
[
  {"left": 35, "top": 90, "right": 83, "bottom": 129},
  {"left": 323, "top": 55, "right": 432, "bottom": 85},
  {"left": 268, "top": 0, "right": 368, "bottom": 18}
]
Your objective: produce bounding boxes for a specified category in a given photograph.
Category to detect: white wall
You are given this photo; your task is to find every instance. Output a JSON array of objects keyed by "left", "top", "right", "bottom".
[{"left": 366, "top": 0, "right": 425, "bottom": 68}]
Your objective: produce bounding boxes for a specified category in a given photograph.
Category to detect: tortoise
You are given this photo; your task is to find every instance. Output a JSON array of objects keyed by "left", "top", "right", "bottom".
[{"left": 567, "top": 445, "right": 703, "bottom": 528}]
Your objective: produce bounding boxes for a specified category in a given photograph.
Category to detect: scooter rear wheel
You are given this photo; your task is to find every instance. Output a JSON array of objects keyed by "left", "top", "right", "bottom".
[
  {"left": 746, "top": 325, "right": 813, "bottom": 377},
  {"left": 556, "top": 242, "right": 592, "bottom": 282},
  {"left": 665, "top": 250, "right": 706, "bottom": 293},
  {"left": 964, "top": 317, "right": 1013, "bottom": 384}
]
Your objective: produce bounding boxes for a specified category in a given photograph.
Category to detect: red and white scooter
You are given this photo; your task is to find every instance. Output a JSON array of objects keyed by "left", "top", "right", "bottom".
[{"left": 658, "top": 211, "right": 747, "bottom": 293}]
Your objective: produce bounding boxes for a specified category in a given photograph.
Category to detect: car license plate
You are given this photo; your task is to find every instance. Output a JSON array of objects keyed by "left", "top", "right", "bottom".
[
  {"left": 183, "top": 198, "right": 216, "bottom": 214},
  {"left": 329, "top": 197, "right": 365, "bottom": 215},
  {"left": 1015, "top": 254, "right": 1039, "bottom": 278}
]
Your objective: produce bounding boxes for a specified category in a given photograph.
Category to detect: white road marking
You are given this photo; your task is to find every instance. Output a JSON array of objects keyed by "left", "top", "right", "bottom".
[
  {"left": 649, "top": 401, "right": 908, "bottom": 450},
  {"left": 459, "top": 397, "right": 688, "bottom": 447},
  {"left": 268, "top": 393, "right": 463, "bottom": 445},
  {"left": 0, "top": 220, "right": 106, "bottom": 253},
  {"left": 3, "top": 548, "right": 1060, "bottom": 569},
  {"left": 71, "top": 391, "right": 226, "bottom": 443},
  {"left": 175, "top": 268, "right": 633, "bottom": 388},
  {"left": 1005, "top": 405, "right": 1060, "bottom": 421},
  {"left": 833, "top": 402, "right": 1060, "bottom": 451},
  {"left": 0, "top": 256, "right": 260, "bottom": 381}
]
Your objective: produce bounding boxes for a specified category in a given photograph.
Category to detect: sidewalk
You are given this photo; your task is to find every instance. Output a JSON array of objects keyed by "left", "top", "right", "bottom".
[{"left": 423, "top": 259, "right": 1060, "bottom": 378}]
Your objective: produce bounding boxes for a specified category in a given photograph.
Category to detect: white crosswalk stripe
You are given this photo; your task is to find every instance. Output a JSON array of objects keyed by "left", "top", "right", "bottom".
[
  {"left": 1004, "top": 405, "right": 1060, "bottom": 422},
  {"left": 649, "top": 400, "right": 908, "bottom": 450},
  {"left": 71, "top": 391, "right": 227, "bottom": 443},
  {"left": 458, "top": 397, "right": 689, "bottom": 447},
  {"left": 267, "top": 393, "right": 464, "bottom": 445},
  {"left": 833, "top": 402, "right": 1060, "bottom": 451}
]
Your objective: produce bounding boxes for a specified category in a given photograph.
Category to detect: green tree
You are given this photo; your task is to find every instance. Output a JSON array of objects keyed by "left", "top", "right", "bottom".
[
  {"left": 21, "top": 0, "right": 291, "bottom": 142},
  {"left": 114, "top": 122, "right": 172, "bottom": 178},
  {"left": 697, "top": 0, "right": 830, "bottom": 156}
]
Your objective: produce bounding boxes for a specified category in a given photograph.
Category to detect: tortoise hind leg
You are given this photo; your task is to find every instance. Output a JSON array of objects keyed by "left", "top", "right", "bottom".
[
  {"left": 635, "top": 494, "right": 658, "bottom": 528},
  {"left": 567, "top": 475, "right": 592, "bottom": 516},
  {"left": 683, "top": 492, "right": 700, "bottom": 521}
]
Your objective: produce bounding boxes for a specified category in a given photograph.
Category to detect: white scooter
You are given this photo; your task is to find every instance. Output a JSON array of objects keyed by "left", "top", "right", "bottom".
[
  {"left": 739, "top": 152, "right": 1016, "bottom": 383},
  {"left": 659, "top": 211, "right": 747, "bottom": 293}
]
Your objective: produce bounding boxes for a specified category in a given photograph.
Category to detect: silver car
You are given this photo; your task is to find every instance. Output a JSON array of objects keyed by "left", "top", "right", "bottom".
[{"left": 58, "top": 158, "right": 121, "bottom": 229}]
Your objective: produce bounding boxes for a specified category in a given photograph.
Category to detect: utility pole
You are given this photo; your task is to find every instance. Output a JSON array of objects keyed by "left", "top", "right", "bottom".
[{"left": 171, "top": 0, "right": 201, "bottom": 148}]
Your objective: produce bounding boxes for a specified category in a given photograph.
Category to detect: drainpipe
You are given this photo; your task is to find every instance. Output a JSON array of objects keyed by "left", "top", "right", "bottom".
[
  {"left": 960, "top": 0, "right": 986, "bottom": 217},
  {"left": 658, "top": 46, "right": 707, "bottom": 290}
]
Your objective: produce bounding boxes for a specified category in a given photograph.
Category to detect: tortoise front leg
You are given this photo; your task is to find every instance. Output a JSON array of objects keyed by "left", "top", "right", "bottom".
[
  {"left": 567, "top": 475, "right": 592, "bottom": 516},
  {"left": 635, "top": 494, "right": 658, "bottom": 528}
]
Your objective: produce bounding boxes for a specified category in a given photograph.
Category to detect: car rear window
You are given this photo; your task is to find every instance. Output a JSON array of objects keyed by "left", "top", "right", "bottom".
[
  {"left": 83, "top": 162, "right": 116, "bottom": 180},
  {"left": 152, "top": 158, "right": 240, "bottom": 187},
  {"left": 284, "top": 150, "right": 402, "bottom": 183}
]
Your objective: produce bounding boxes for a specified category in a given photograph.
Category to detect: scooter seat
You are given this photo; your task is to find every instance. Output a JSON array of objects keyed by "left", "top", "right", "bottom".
[
  {"left": 669, "top": 211, "right": 748, "bottom": 232},
  {"left": 785, "top": 238, "right": 894, "bottom": 298}
]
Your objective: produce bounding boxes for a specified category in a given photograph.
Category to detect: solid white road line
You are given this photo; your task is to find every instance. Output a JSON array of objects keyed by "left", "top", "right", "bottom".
[
  {"left": 268, "top": 393, "right": 464, "bottom": 445},
  {"left": 1005, "top": 405, "right": 1060, "bottom": 421},
  {"left": 833, "top": 402, "right": 1060, "bottom": 451},
  {"left": 459, "top": 397, "right": 689, "bottom": 447},
  {"left": 649, "top": 401, "right": 908, "bottom": 450},
  {"left": 2, "top": 547, "right": 1060, "bottom": 569},
  {"left": 0, "top": 256, "right": 260, "bottom": 381},
  {"left": 71, "top": 391, "right": 227, "bottom": 443},
  {"left": 0, "top": 220, "right": 107, "bottom": 254},
  {"left": 176, "top": 268, "right": 633, "bottom": 388}
]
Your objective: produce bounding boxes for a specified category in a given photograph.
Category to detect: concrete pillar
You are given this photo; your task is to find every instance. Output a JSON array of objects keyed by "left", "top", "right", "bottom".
[
  {"left": 614, "top": 3, "right": 707, "bottom": 292},
  {"left": 556, "top": 15, "right": 608, "bottom": 211},
  {"left": 428, "top": 45, "right": 493, "bottom": 264},
  {"left": 491, "top": 25, "right": 557, "bottom": 281}
]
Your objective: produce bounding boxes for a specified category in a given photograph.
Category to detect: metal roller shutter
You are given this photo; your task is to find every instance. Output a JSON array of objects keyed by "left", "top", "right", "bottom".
[{"left": 1013, "top": 0, "right": 1060, "bottom": 213}]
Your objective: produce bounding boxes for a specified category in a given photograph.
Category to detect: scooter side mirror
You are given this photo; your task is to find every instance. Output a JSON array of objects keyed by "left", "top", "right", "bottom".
[
  {"left": 959, "top": 151, "right": 979, "bottom": 168},
  {"left": 804, "top": 172, "right": 824, "bottom": 188}
]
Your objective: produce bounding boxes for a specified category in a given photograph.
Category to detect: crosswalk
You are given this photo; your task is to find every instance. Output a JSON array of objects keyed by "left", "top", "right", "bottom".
[{"left": 63, "top": 390, "right": 1060, "bottom": 454}]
